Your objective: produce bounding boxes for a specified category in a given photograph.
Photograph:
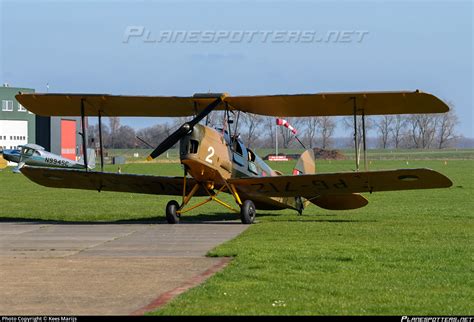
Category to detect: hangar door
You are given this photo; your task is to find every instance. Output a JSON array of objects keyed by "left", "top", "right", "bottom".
[
  {"left": 0, "top": 120, "right": 28, "bottom": 150},
  {"left": 61, "top": 119, "right": 76, "bottom": 160}
]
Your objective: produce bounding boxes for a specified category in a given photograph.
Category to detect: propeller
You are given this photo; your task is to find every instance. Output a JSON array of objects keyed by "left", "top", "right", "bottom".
[{"left": 146, "top": 96, "right": 224, "bottom": 161}]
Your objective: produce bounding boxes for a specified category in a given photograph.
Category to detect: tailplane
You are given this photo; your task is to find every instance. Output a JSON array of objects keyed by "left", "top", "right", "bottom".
[
  {"left": 293, "top": 149, "right": 368, "bottom": 211},
  {"left": 308, "top": 193, "right": 368, "bottom": 210}
]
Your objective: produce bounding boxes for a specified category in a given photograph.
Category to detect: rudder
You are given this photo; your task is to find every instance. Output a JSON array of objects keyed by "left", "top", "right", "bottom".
[
  {"left": 292, "top": 149, "right": 315, "bottom": 214},
  {"left": 87, "top": 148, "right": 96, "bottom": 169},
  {"left": 293, "top": 149, "right": 315, "bottom": 175}
]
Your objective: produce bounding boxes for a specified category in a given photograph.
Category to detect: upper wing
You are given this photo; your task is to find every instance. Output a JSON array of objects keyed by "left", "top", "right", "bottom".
[
  {"left": 15, "top": 94, "right": 214, "bottom": 117},
  {"left": 15, "top": 91, "right": 448, "bottom": 117},
  {"left": 228, "top": 168, "right": 452, "bottom": 198},
  {"left": 20, "top": 167, "right": 208, "bottom": 196},
  {"left": 226, "top": 91, "right": 449, "bottom": 116}
]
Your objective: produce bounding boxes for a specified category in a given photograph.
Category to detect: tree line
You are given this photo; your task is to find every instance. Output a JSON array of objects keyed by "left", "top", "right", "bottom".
[{"left": 88, "top": 105, "right": 459, "bottom": 150}]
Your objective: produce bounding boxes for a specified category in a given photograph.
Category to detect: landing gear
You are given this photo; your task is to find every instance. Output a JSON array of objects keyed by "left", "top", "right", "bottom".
[
  {"left": 240, "top": 200, "right": 256, "bottom": 224},
  {"left": 166, "top": 200, "right": 180, "bottom": 224},
  {"left": 169, "top": 178, "right": 250, "bottom": 224}
]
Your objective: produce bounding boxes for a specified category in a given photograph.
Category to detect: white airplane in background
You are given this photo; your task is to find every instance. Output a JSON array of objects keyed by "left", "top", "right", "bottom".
[{"left": 2, "top": 144, "right": 95, "bottom": 173}]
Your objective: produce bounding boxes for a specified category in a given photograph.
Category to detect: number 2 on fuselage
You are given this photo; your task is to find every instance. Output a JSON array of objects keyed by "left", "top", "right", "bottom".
[{"left": 205, "top": 146, "right": 215, "bottom": 164}]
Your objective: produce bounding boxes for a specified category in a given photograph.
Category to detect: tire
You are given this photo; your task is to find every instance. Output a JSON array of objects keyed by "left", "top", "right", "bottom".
[
  {"left": 166, "top": 200, "right": 180, "bottom": 224},
  {"left": 240, "top": 200, "right": 256, "bottom": 224}
]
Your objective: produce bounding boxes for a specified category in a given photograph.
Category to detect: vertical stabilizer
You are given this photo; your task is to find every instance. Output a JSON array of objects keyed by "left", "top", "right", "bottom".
[
  {"left": 79, "top": 149, "right": 96, "bottom": 169},
  {"left": 293, "top": 149, "right": 315, "bottom": 175},
  {"left": 86, "top": 148, "right": 96, "bottom": 169},
  {"left": 292, "top": 149, "right": 315, "bottom": 214}
]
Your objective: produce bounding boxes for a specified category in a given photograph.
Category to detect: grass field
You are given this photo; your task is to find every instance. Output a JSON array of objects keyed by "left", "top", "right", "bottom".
[{"left": 0, "top": 151, "right": 472, "bottom": 315}]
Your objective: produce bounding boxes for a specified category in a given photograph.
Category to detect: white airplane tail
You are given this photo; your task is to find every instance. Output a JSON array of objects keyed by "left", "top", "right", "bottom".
[
  {"left": 79, "top": 149, "right": 96, "bottom": 169},
  {"left": 87, "top": 149, "right": 96, "bottom": 169}
]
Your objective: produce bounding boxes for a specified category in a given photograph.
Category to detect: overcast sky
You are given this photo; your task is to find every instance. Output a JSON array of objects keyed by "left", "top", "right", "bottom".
[{"left": 1, "top": 0, "right": 472, "bottom": 137}]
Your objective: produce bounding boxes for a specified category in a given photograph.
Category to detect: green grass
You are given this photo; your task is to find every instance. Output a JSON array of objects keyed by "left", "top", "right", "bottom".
[
  {"left": 0, "top": 163, "right": 178, "bottom": 222},
  {"left": 149, "top": 159, "right": 473, "bottom": 315},
  {"left": 0, "top": 153, "right": 472, "bottom": 315}
]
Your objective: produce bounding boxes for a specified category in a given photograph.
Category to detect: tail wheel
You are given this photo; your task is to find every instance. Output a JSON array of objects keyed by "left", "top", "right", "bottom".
[
  {"left": 240, "top": 200, "right": 256, "bottom": 224},
  {"left": 166, "top": 200, "right": 180, "bottom": 224}
]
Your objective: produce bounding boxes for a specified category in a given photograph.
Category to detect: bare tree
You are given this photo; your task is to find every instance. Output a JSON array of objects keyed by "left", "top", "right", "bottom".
[
  {"left": 318, "top": 116, "right": 336, "bottom": 149},
  {"left": 407, "top": 114, "right": 438, "bottom": 148},
  {"left": 391, "top": 115, "right": 407, "bottom": 149},
  {"left": 87, "top": 123, "right": 111, "bottom": 148},
  {"left": 279, "top": 125, "right": 292, "bottom": 149},
  {"left": 95, "top": 120, "right": 137, "bottom": 149},
  {"left": 114, "top": 125, "right": 137, "bottom": 148},
  {"left": 109, "top": 117, "right": 121, "bottom": 148},
  {"left": 375, "top": 115, "right": 394, "bottom": 149},
  {"left": 436, "top": 104, "right": 458, "bottom": 149},
  {"left": 304, "top": 117, "right": 318, "bottom": 148},
  {"left": 242, "top": 113, "right": 263, "bottom": 148},
  {"left": 302, "top": 117, "right": 336, "bottom": 149},
  {"left": 136, "top": 123, "right": 171, "bottom": 148},
  {"left": 263, "top": 116, "right": 275, "bottom": 148}
]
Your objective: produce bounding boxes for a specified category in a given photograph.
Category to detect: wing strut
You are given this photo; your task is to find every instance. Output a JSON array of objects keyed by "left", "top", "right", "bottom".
[
  {"left": 362, "top": 108, "right": 368, "bottom": 171},
  {"left": 352, "top": 97, "right": 359, "bottom": 171},
  {"left": 98, "top": 110, "right": 104, "bottom": 172},
  {"left": 80, "top": 99, "right": 88, "bottom": 172},
  {"left": 351, "top": 97, "right": 368, "bottom": 172}
]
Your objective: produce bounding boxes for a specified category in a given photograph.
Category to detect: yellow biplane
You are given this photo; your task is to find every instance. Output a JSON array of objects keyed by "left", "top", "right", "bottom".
[{"left": 16, "top": 91, "right": 452, "bottom": 224}]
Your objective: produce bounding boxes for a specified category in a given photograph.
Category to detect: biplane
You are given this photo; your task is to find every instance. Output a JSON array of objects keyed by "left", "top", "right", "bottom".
[{"left": 15, "top": 91, "right": 452, "bottom": 224}]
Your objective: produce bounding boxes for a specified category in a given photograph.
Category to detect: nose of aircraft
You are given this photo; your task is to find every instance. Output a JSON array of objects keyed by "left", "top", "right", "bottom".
[{"left": 2, "top": 149, "right": 21, "bottom": 163}]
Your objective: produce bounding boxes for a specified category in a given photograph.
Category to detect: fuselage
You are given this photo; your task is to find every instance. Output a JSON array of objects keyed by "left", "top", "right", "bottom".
[
  {"left": 3, "top": 147, "right": 86, "bottom": 169},
  {"left": 25, "top": 150, "right": 86, "bottom": 169},
  {"left": 179, "top": 124, "right": 300, "bottom": 210}
]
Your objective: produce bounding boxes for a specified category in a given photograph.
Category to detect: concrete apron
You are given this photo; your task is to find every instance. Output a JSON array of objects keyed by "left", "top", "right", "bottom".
[{"left": 0, "top": 222, "right": 248, "bottom": 315}]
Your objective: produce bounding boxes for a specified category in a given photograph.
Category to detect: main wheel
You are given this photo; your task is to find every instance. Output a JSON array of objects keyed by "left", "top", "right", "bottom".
[
  {"left": 166, "top": 200, "right": 180, "bottom": 224},
  {"left": 240, "top": 200, "right": 256, "bottom": 224}
]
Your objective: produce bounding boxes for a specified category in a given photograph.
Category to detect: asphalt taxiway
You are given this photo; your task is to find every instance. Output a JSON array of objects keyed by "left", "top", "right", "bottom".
[{"left": 0, "top": 221, "right": 247, "bottom": 315}]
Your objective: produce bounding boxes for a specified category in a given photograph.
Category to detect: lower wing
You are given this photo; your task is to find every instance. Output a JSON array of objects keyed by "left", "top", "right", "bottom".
[
  {"left": 20, "top": 167, "right": 208, "bottom": 196},
  {"left": 228, "top": 168, "right": 452, "bottom": 199}
]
